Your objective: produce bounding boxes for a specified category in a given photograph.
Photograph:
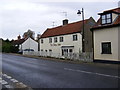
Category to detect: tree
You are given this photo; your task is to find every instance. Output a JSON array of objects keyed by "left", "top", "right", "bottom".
[
  {"left": 2, "top": 39, "right": 19, "bottom": 53},
  {"left": 23, "top": 29, "right": 35, "bottom": 39}
]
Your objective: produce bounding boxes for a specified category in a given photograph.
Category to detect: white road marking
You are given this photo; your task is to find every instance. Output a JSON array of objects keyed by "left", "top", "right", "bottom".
[
  {"left": 5, "top": 85, "right": 13, "bottom": 88},
  {"left": 3, "top": 74, "right": 8, "bottom": 77},
  {"left": 10, "top": 79, "right": 18, "bottom": 83},
  {"left": 6, "top": 76, "right": 12, "bottom": 79},
  {"left": 1, "top": 73, "right": 33, "bottom": 89},
  {"left": 64, "top": 68, "right": 120, "bottom": 79},
  {"left": 2, "top": 80, "right": 8, "bottom": 85}
]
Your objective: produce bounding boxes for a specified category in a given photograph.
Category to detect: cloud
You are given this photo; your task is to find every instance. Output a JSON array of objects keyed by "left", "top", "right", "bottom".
[{"left": 0, "top": 0, "right": 119, "bottom": 40}]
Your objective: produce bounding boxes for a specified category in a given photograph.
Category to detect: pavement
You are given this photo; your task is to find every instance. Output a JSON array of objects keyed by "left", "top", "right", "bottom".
[
  {"left": 9, "top": 53, "right": 119, "bottom": 67},
  {"left": 1, "top": 53, "right": 120, "bottom": 88}
]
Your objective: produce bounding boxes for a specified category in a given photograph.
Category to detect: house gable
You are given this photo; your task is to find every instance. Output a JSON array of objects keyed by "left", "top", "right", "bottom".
[{"left": 22, "top": 37, "right": 38, "bottom": 51}]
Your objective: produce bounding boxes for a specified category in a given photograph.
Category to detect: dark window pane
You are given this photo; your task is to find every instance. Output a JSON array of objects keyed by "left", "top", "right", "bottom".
[
  {"left": 73, "top": 35, "right": 77, "bottom": 41},
  {"left": 54, "top": 37, "right": 57, "bottom": 42},
  {"left": 69, "top": 49, "right": 73, "bottom": 53},
  {"left": 60, "top": 37, "right": 63, "bottom": 42},
  {"left": 49, "top": 38, "right": 52, "bottom": 43},
  {"left": 101, "top": 42, "right": 111, "bottom": 54},
  {"left": 41, "top": 39, "right": 43, "bottom": 43}
]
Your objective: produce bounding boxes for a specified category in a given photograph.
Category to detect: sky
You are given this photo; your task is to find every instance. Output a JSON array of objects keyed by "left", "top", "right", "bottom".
[{"left": 0, "top": 0, "right": 120, "bottom": 40}]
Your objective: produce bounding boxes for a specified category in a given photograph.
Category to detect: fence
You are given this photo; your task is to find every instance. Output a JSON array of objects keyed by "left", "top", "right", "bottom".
[{"left": 23, "top": 51, "right": 93, "bottom": 62}]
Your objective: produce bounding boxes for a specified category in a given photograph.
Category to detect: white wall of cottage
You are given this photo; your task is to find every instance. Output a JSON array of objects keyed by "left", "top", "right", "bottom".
[
  {"left": 118, "top": 26, "right": 120, "bottom": 60},
  {"left": 22, "top": 38, "right": 38, "bottom": 51},
  {"left": 94, "top": 27, "right": 119, "bottom": 61},
  {"left": 40, "top": 33, "right": 82, "bottom": 56}
]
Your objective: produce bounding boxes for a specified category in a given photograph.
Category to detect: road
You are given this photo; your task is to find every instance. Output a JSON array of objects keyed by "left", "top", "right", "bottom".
[{"left": 2, "top": 53, "right": 120, "bottom": 88}]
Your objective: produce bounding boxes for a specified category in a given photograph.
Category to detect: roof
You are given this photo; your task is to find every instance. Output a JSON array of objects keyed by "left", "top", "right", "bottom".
[
  {"left": 12, "top": 39, "right": 25, "bottom": 45},
  {"left": 41, "top": 19, "right": 90, "bottom": 38},
  {"left": 98, "top": 7, "right": 120, "bottom": 15},
  {"left": 92, "top": 7, "right": 120, "bottom": 30}
]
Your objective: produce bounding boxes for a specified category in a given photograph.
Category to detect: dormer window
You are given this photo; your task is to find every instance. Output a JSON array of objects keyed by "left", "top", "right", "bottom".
[{"left": 101, "top": 13, "right": 112, "bottom": 25}]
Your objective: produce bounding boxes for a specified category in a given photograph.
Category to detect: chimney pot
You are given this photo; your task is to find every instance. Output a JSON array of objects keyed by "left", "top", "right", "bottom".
[
  {"left": 17, "top": 35, "right": 21, "bottom": 40},
  {"left": 63, "top": 19, "right": 68, "bottom": 25}
]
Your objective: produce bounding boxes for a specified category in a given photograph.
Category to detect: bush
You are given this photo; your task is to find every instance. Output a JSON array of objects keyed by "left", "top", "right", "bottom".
[{"left": 2, "top": 39, "right": 19, "bottom": 53}]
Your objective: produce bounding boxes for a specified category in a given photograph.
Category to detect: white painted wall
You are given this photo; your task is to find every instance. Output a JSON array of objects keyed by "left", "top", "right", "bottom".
[
  {"left": 94, "top": 27, "right": 119, "bottom": 61},
  {"left": 22, "top": 38, "right": 38, "bottom": 51},
  {"left": 112, "top": 13, "right": 118, "bottom": 22},
  {"left": 118, "top": 26, "right": 120, "bottom": 61},
  {"left": 40, "top": 33, "right": 82, "bottom": 56}
]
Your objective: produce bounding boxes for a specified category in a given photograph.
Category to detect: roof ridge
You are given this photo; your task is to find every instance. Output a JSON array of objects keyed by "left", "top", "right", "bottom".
[{"left": 47, "top": 18, "right": 89, "bottom": 30}]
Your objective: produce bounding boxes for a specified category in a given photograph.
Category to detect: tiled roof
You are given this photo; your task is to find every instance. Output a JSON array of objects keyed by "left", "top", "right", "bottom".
[
  {"left": 98, "top": 7, "right": 120, "bottom": 14},
  {"left": 12, "top": 39, "right": 25, "bottom": 45},
  {"left": 41, "top": 19, "right": 89, "bottom": 38},
  {"left": 103, "top": 7, "right": 120, "bottom": 14},
  {"left": 92, "top": 7, "right": 120, "bottom": 30}
]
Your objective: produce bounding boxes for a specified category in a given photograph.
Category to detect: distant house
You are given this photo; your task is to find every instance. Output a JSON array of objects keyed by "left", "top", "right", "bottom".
[
  {"left": 91, "top": 7, "right": 120, "bottom": 63},
  {"left": 40, "top": 17, "right": 96, "bottom": 57},
  {"left": 22, "top": 37, "right": 38, "bottom": 52},
  {"left": 13, "top": 35, "right": 38, "bottom": 53},
  {"left": 12, "top": 35, "right": 25, "bottom": 53}
]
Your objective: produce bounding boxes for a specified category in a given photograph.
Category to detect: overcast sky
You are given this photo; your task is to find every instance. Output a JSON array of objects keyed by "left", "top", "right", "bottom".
[{"left": 0, "top": 0, "right": 119, "bottom": 40}]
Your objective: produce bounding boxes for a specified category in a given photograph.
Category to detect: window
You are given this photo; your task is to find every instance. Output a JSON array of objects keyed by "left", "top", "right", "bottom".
[
  {"left": 49, "top": 38, "right": 52, "bottom": 43},
  {"left": 62, "top": 48, "right": 73, "bottom": 56},
  {"left": 49, "top": 49, "right": 52, "bottom": 52},
  {"left": 60, "top": 37, "right": 64, "bottom": 42},
  {"left": 101, "top": 15, "right": 106, "bottom": 24},
  {"left": 62, "top": 49, "right": 68, "bottom": 56},
  {"left": 54, "top": 37, "right": 57, "bottom": 43},
  {"left": 69, "top": 49, "right": 73, "bottom": 53},
  {"left": 41, "top": 39, "right": 43, "bottom": 43},
  {"left": 49, "top": 49, "right": 52, "bottom": 56},
  {"left": 101, "top": 13, "right": 112, "bottom": 24},
  {"left": 106, "top": 14, "right": 111, "bottom": 23},
  {"left": 73, "top": 35, "right": 77, "bottom": 41},
  {"left": 101, "top": 42, "right": 112, "bottom": 54}
]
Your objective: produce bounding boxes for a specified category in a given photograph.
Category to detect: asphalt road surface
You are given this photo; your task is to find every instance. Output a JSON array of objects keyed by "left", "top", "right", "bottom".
[{"left": 2, "top": 53, "right": 120, "bottom": 88}]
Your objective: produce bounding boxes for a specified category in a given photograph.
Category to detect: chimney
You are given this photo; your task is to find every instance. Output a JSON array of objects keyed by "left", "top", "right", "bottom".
[
  {"left": 17, "top": 35, "right": 21, "bottom": 40},
  {"left": 63, "top": 19, "right": 68, "bottom": 25}
]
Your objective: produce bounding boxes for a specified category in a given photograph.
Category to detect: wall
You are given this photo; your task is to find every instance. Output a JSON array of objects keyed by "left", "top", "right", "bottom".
[
  {"left": 40, "top": 33, "right": 82, "bottom": 56},
  {"left": 112, "top": 13, "right": 118, "bottom": 22},
  {"left": 84, "top": 17, "right": 96, "bottom": 52},
  {"left": 118, "top": 26, "right": 120, "bottom": 61},
  {"left": 22, "top": 38, "right": 38, "bottom": 51},
  {"left": 94, "top": 27, "right": 119, "bottom": 61}
]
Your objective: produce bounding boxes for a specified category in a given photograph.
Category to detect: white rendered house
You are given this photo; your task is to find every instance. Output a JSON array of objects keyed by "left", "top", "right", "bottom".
[
  {"left": 91, "top": 7, "right": 120, "bottom": 63},
  {"left": 13, "top": 36, "right": 38, "bottom": 53},
  {"left": 40, "top": 17, "right": 96, "bottom": 58},
  {"left": 22, "top": 37, "right": 38, "bottom": 52}
]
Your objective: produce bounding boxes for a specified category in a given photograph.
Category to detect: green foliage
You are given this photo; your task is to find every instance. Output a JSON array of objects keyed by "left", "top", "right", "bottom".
[{"left": 2, "top": 39, "right": 19, "bottom": 53}]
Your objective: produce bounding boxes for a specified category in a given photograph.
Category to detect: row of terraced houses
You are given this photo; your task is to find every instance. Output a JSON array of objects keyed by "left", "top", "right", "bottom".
[{"left": 13, "top": 7, "right": 120, "bottom": 63}]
